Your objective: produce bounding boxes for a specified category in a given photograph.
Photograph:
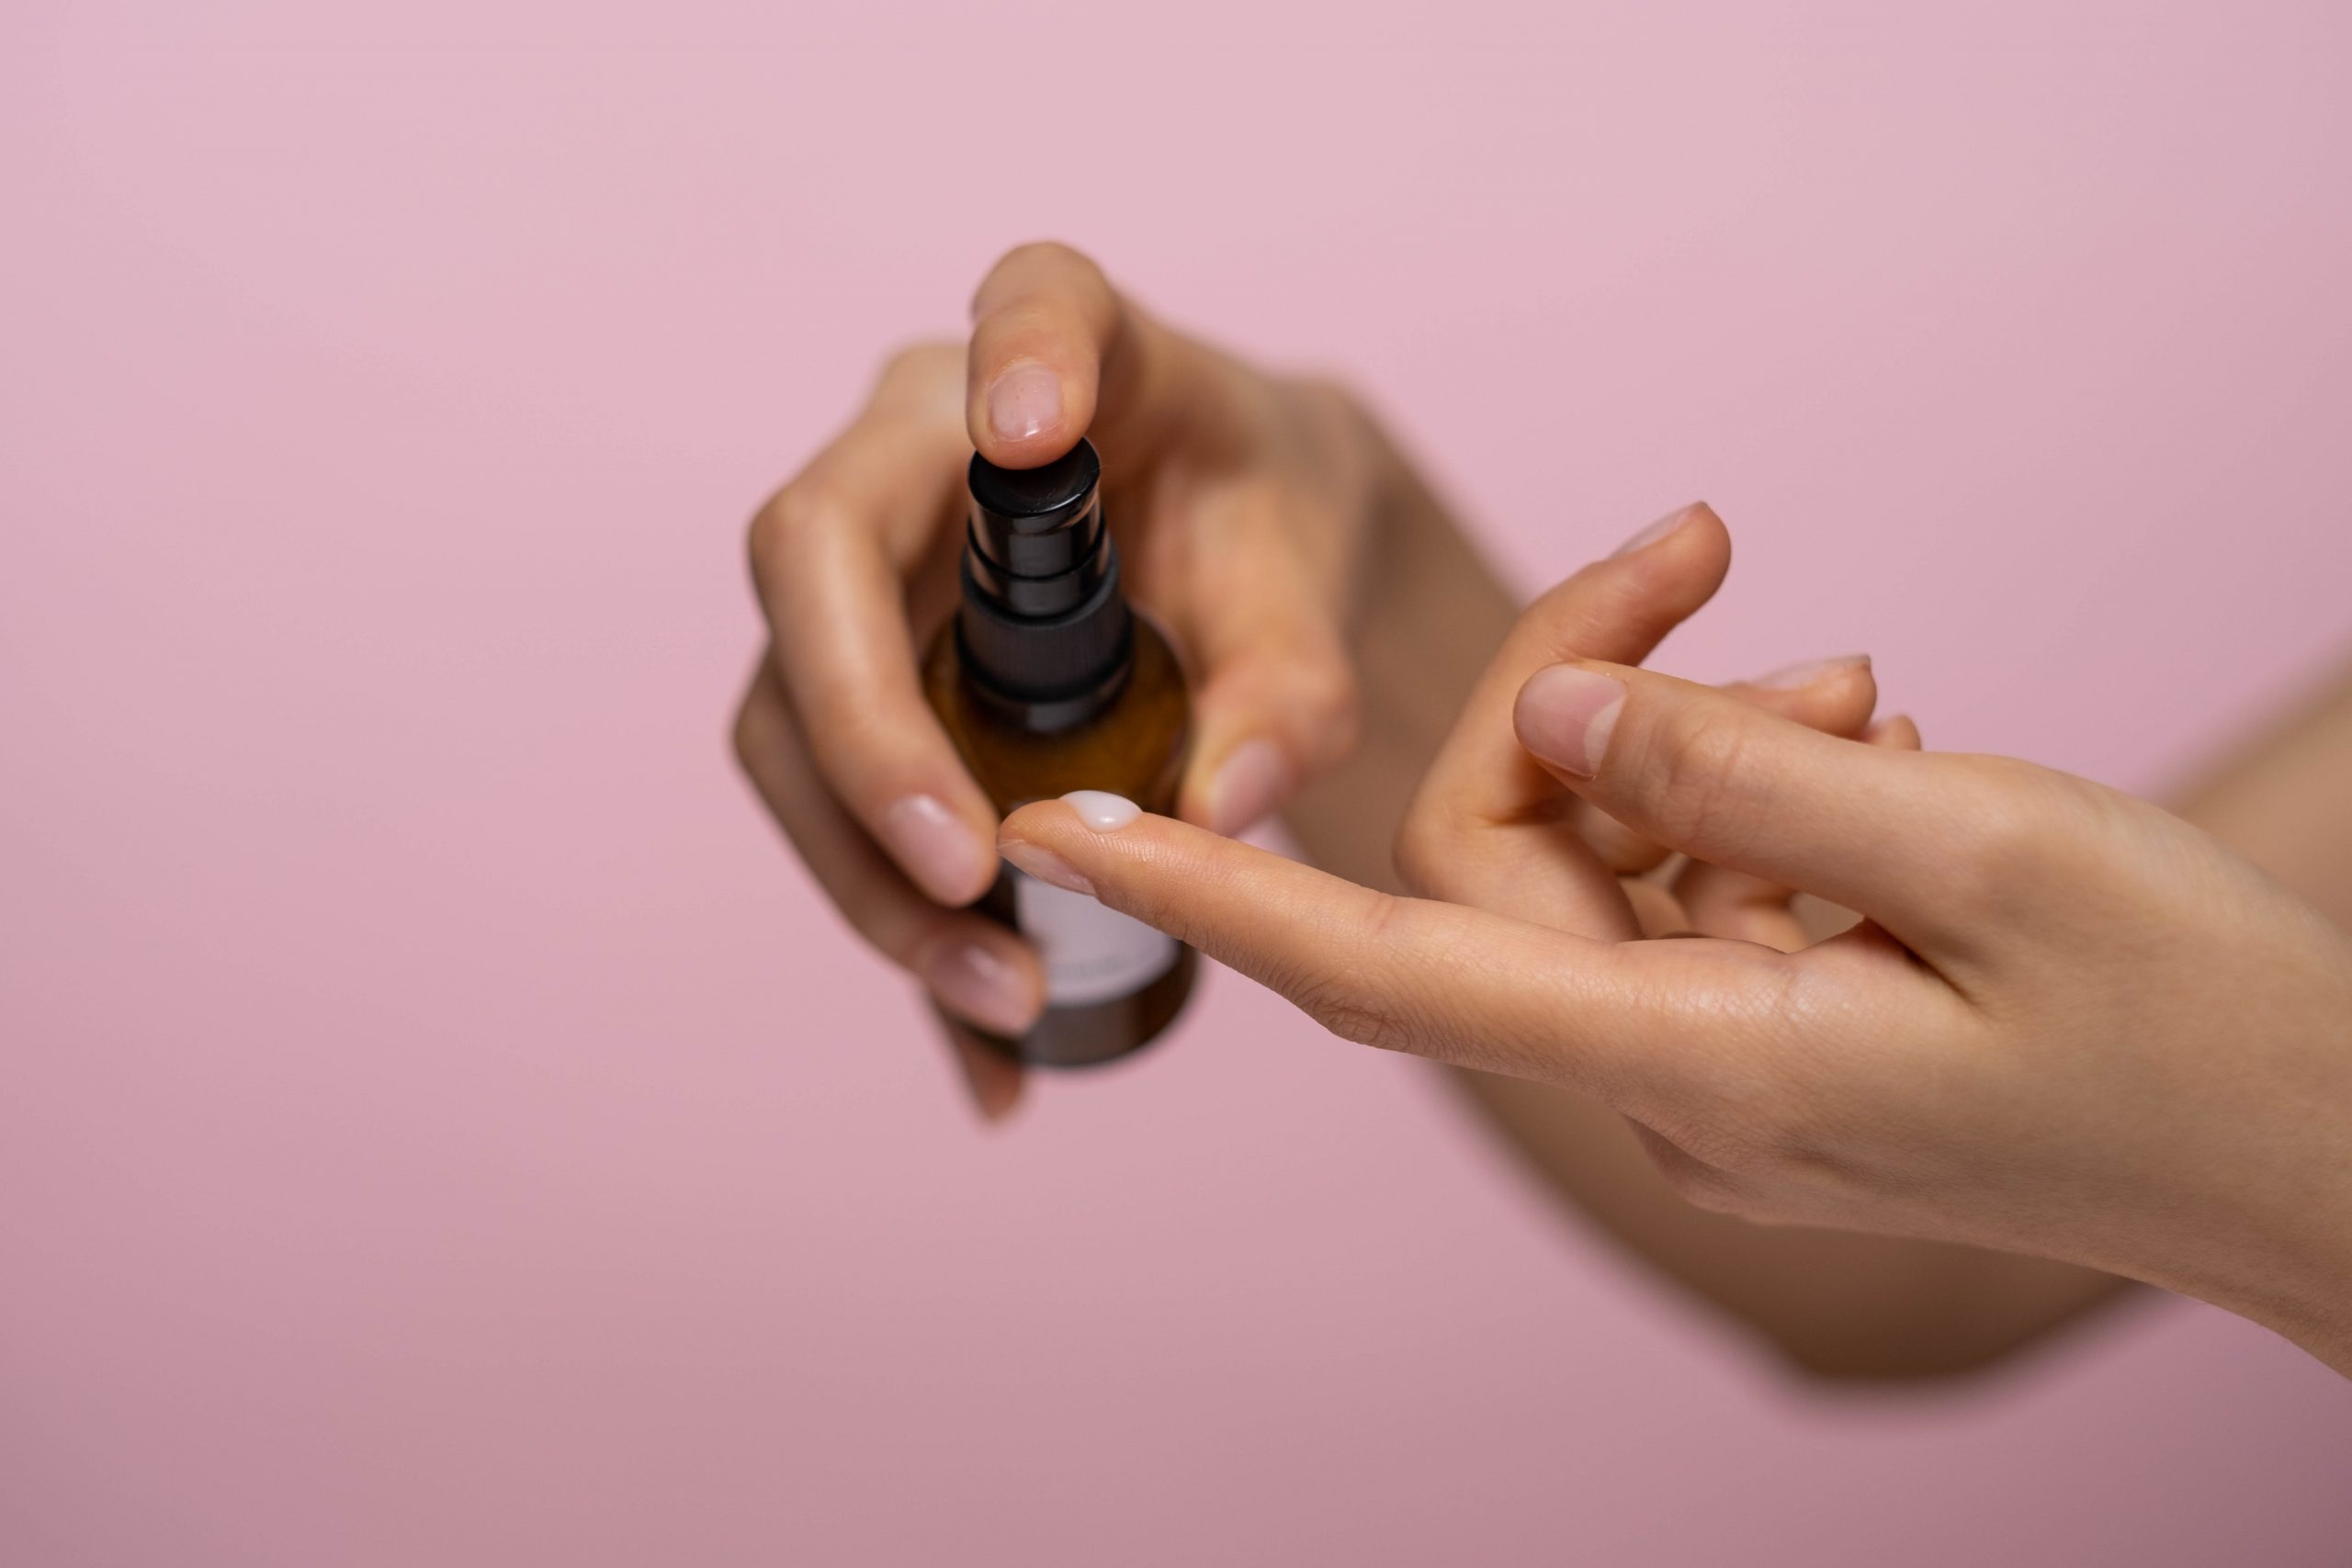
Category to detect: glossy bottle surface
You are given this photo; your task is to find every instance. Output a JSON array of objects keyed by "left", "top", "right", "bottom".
[{"left": 922, "top": 613, "right": 1196, "bottom": 1066}]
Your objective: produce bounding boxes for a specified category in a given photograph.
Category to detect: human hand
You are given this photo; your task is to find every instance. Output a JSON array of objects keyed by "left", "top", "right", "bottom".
[
  {"left": 734, "top": 243, "right": 1383, "bottom": 1115},
  {"left": 998, "top": 508, "right": 2352, "bottom": 1371}
]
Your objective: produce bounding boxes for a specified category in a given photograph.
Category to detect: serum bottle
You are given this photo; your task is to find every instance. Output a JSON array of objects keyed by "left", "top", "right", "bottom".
[{"left": 922, "top": 438, "right": 1196, "bottom": 1067}]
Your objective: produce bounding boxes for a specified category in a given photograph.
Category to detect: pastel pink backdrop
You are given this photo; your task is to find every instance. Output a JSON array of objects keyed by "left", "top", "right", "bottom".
[{"left": 5, "top": 3, "right": 2348, "bottom": 1563}]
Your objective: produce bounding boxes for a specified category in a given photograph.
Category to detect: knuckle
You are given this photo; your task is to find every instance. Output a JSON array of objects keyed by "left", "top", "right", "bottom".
[
  {"left": 1644, "top": 704, "right": 1757, "bottom": 855},
  {"left": 1644, "top": 1135, "right": 1751, "bottom": 1216},
  {"left": 1940, "top": 755, "right": 2084, "bottom": 906},
  {"left": 1295, "top": 979, "right": 1404, "bottom": 1051},
  {"left": 1294, "top": 658, "right": 1363, "bottom": 763},
  {"left": 1276, "top": 896, "right": 1410, "bottom": 1050},
  {"left": 745, "top": 484, "right": 835, "bottom": 597}
]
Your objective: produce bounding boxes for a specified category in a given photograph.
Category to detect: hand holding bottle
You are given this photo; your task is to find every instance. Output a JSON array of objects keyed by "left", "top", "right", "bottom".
[
  {"left": 997, "top": 509, "right": 2352, "bottom": 1373},
  {"left": 734, "top": 243, "right": 1385, "bottom": 1111}
]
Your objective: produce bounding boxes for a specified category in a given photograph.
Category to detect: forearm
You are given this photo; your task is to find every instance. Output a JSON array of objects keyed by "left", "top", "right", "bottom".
[{"left": 1282, "top": 410, "right": 2132, "bottom": 1379}]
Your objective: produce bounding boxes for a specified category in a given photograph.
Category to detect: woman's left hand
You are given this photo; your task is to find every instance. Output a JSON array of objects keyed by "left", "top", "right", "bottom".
[{"left": 998, "top": 507, "right": 2352, "bottom": 1374}]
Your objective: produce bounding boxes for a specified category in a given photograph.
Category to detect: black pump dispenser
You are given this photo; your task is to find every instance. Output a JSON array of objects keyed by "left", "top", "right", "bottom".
[{"left": 957, "top": 438, "right": 1132, "bottom": 705}]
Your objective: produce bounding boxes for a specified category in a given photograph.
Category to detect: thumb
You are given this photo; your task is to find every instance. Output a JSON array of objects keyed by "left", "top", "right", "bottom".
[
  {"left": 997, "top": 791, "right": 1768, "bottom": 1103},
  {"left": 1511, "top": 660, "right": 1989, "bottom": 953}
]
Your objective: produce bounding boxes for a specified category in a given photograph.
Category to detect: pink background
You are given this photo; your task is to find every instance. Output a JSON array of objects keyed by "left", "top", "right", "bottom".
[{"left": 6, "top": 3, "right": 2350, "bottom": 1563}]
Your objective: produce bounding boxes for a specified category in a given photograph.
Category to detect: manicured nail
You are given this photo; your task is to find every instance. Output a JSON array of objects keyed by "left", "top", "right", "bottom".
[
  {"left": 1061, "top": 790, "right": 1140, "bottom": 830},
  {"left": 1611, "top": 502, "right": 1704, "bottom": 558},
  {"left": 1754, "top": 653, "right": 1871, "bottom": 690},
  {"left": 1001, "top": 840, "right": 1093, "bottom": 897},
  {"left": 1515, "top": 664, "right": 1627, "bottom": 777},
  {"left": 1207, "top": 739, "right": 1289, "bottom": 836},
  {"left": 987, "top": 362, "right": 1061, "bottom": 443},
  {"left": 921, "top": 939, "right": 1039, "bottom": 1038},
  {"left": 880, "top": 794, "right": 992, "bottom": 905}
]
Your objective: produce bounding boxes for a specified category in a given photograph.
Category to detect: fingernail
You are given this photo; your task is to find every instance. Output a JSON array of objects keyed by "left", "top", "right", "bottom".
[
  {"left": 1515, "top": 665, "right": 1627, "bottom": 777},
  {"left": 921, "top": 939, "right": 1039, "bottom": 1038},
  {"left": 1060, "top": 790, "right": 1140, "bottom": 830},
  {"left": 1611, "top": 502, "right": 1704, "bottom": 558},
  {"left": 1207, "top": 740, "right": 1289, "bottom": 836},
  {"left": 987, "top": 362, "right": 1061, "bottom": 443},
  {"left": 880, "top": 795, "right": 993, "bottom": 905},
  {"left": 1001, "top": 840, "right": 1093, "bottom": 897},
  {"left": 1754, "top": 653, "right": 1871, "bottom": 690}
]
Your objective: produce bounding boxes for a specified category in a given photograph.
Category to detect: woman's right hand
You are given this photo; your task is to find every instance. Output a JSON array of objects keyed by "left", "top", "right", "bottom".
[
  {"left": 998, "top": 509, "right": 2352, "bottom": 1373},
  {"left": 734, "top": 243, "right": 1389, "bottom": 1117}
]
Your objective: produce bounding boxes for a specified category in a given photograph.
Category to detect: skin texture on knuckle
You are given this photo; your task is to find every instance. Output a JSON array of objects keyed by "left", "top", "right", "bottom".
[
  {"left": 1933, "top": 753, "right": 2109, "bottom": 920},
  {"left": 1275, "top": 893, "right": 1416, "bottom": 1053},
  {"left": 1291, "top": 972, "right": 1408, "bottom": 1052},
  {"left": 1636, "top": 1126, "right": 1755, "bottom": 1217},
  {"left": 1617, "top": 950, "right": 1870, "bottom": 1184},
  {"left": 1635, "top": 701, "right": 1761, "bottom": 863}
]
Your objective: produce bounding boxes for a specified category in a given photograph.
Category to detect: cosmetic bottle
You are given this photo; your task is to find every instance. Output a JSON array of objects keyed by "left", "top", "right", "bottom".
[{"left": 922, "top": 438, "right": 1197, "bottom": 1067}]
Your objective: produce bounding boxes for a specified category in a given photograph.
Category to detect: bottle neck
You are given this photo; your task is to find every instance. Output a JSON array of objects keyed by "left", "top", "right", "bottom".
[
  {"left": 957, "top": 440, "right": 1134, "bottom": 727},
  {"left": 956, "top": 546, "right": 1135, "bottom": 732}
]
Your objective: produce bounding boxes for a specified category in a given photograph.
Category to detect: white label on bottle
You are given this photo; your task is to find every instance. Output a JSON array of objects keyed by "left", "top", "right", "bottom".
[{"left": 1012, "top": 866, "right": 1179, "bottom": 1007}]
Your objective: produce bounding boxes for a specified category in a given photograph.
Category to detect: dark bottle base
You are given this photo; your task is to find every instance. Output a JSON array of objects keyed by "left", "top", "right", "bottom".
[{"left": 964, "top": 946, "right": 1198, "bottom": 1068}]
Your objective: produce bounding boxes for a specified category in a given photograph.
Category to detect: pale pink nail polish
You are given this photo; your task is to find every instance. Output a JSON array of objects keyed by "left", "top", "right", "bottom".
[
  {"left": 1754, "top": 653, "right": 1871, "bottom": 690},
  {"left": 1206, "top": 739, "right": 1289, "bottom": 836},
  {"left": 1515, "top": 664, "right": 1628, "bottom": 776},
  {"left": 1611, "top": 502, "right": 1703, "bottom": 558},
  {"left": 880, "top": 794, "right": 992, "bottom": 905},
  {"left": 986, "top": 363, "right": 1061, "bottom": 443},
  {"left": 921, "top": 938, "right": 1039, "bottom": 1038},
  {"left": 1001, "top": 839, "right": 1094, "bottom": 897}
]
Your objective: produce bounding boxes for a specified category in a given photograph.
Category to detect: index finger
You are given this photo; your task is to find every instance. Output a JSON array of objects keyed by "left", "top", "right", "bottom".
[
  {"left": 964, "top": 242, "right": 1207, "bottom": 473},
  {"left": 749, "top": 344, "right": 1001, "bottom": 906},
  {"left": 998, "top": 796, "right": 1796, "bottom": 1110}
]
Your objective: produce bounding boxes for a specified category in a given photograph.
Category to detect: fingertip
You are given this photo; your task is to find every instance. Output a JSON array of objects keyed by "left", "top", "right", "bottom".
[
  {"left": 1752, "top": 653, "right": 1872, "bottom": 693},
  {"left": 1732, "top": 654, "right": 1879, "bottom": 739},
  {"left": 1610, "top": 499, "right": 1725, "bottom": 559},
  {"left": 941, "top": 1019, "right": 1025, "bottom": 1124},
  {"left": 1176, "top": 635, "right": 1357, "bottom": 832},
  {"left": 917, "top": 924, "right": 1046, "bottom": 1039},
  {"left": 1512, "top": 661, "right": 1629, "bottom": 780},
  {"left": 972, "top": 358, "right": 1085, "bottom": 466},
  {"left": 1868, "top": 713, "right": 1923, "bottom": 750},
  {"left": 965, "top": 243, "right": 1113, "bottom": 467},
  {"left": 1195, "top": 736, "right": 1294, "bottom": 837},
  {"left": 879, "top": 792, "right": 1001, "bottom": 907},
  {"left": 1539, "top": 502, "right": 1731, "bottom": 652}
]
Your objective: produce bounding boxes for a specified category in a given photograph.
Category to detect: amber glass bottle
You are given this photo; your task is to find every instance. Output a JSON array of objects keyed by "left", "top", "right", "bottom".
[{"left": 922, "top": 438, "right": 1196, "bottom": 1067}]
